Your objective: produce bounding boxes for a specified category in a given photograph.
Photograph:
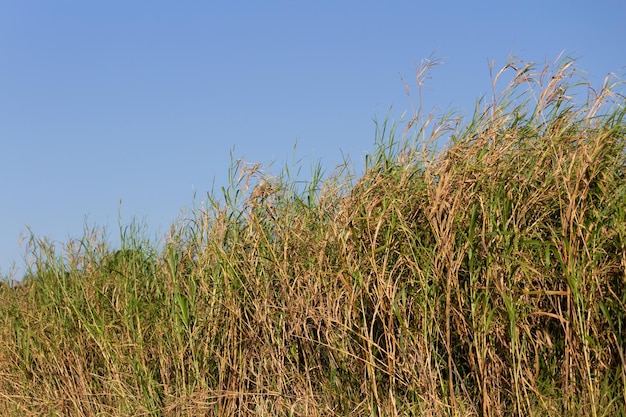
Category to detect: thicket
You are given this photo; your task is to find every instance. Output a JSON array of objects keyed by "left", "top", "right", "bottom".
[{"left": 1, "top": 58, "right": 625, "bottom": 416}]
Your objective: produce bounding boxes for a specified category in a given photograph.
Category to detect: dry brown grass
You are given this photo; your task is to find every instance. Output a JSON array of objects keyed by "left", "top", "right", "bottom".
[{"left": 1, "top": 57, "right": 625, "bottom": 416}]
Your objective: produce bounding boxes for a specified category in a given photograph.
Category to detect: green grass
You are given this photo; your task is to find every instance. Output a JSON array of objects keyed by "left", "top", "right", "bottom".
[{"left": 1, "top": 57, "right": 625, "bottom": 416}]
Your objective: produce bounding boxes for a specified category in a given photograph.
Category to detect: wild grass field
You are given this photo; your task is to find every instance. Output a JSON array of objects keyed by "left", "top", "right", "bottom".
[{"left": 1, "top": 58, "right": 625, "bottom": 416}]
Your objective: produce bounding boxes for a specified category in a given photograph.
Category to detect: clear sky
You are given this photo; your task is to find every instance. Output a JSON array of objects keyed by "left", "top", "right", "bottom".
[{"left": 1, "top": 1, "right": 624, "bottom": 278}]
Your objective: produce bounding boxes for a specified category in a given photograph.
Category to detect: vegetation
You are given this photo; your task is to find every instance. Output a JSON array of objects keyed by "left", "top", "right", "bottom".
[{"left": 1, "top": 57, "right": 625, "bottom": 416}]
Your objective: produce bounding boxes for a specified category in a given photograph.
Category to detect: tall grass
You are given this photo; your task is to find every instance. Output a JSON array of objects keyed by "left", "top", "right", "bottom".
[{"left": 1, "top": 57, "right": 625, "bottom": 416}]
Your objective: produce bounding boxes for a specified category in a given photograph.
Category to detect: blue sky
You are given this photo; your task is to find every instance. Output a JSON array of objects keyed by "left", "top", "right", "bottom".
[{"left": 1, "top": 1, "right": 624, "bottom": 278}]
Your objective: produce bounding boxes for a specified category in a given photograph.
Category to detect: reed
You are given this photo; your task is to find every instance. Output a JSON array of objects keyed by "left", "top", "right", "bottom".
[{"left": 1, "top": 57, "right": 624, "bottom": 416}]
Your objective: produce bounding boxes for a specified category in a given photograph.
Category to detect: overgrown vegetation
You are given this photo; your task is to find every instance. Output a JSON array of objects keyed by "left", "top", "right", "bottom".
[{"left": 1, "top": 57, "right": 625, "bottom": 416}]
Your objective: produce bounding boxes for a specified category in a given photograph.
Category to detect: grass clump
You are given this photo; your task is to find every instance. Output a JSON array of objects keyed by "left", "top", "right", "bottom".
[{"left": 1, "top": 57, "right": 625, "bottom": 416}]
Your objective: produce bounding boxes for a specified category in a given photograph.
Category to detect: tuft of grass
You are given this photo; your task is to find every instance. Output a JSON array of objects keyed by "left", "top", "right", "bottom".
[{"left": 1, "top": 56, "right": 625, "bottom": 416}]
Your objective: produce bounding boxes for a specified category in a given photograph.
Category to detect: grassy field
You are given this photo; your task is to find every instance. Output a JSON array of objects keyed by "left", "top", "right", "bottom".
[{"left": 1, "top": 58, "right": 625, "bottom": 416}]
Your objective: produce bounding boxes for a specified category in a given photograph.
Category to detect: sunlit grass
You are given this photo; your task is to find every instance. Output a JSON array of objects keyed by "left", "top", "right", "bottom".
[{"left": 1, "top": 56, "right": 625, "bottom": 416}]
